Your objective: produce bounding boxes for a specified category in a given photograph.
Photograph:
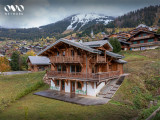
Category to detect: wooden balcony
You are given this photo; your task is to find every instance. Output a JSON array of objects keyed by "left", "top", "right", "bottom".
[
  {"left": 133, "top": 35, "right": 153, "bottom": 41},
  {"left": 47, "top": 71, "right": 120, "bottom": 82},
  {"left": 91, "top": 56, "right": 106, "bottom": 63},
  {"left": 131, "top": 41, "right": 160, "bottom": 47},
  {"left": 50, "top": 56, "right": 83, "bottom": 63}
]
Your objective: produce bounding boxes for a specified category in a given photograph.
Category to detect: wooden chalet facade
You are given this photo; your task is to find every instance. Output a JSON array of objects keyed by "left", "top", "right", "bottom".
[
  {"left": 27, "top": 56, "right": 51, "bottom": 72},
  {"left": 127, "top": 31, "right": 160, "bottom": 51},
  {"left": 38, "top": 39, "right": 127, "bottom": 96}
]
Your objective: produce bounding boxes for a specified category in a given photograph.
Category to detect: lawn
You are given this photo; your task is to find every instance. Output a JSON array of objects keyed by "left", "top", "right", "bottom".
[
  {"left": 0, "top": 49, "right": 160, "bottom": 120},
  {"left": 0, "top": 72, "right": 45, "bottom": 111},
  {"left": 0, "top": 87, "right": 137, "bottom": 120}
]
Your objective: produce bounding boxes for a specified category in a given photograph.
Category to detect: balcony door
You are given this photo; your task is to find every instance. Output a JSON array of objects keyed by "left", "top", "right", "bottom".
[
  {"left": 61, "top": 80, "right": 65, "bottom": 92},
  {"left": 70, "top": 81, "right": 75, "bottom": 93}
]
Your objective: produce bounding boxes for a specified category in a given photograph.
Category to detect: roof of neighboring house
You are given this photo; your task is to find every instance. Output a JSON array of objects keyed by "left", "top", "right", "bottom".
[
  {"left": 82, "top": 40, "right": 113, "bottom": 49},
  {"left": 127, "top": 31, "right": 160, "bottom": 41},
  {"left": 119, "top": 40, "right": 131, "bottom": 45},
  {"left": 106, "top": 51, "right": 124, "bottom": 59},
  {"left": 114, "top": 59, "right": 127, "bottom": 64},
  {"left": 27, "top": 56, "right": 51, "bottom": 65}
]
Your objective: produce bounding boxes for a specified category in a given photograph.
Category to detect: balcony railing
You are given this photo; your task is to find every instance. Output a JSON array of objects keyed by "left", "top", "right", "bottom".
[
  {"left": 131, "top": 41, "right": 160, "bottom": 47},
  {"left": 133, "top": 35, "right": 153, "bottom": 41},
  {"left": 46, "top": 71, "right": 120, "bottom": 82},
  {"left": 50, "top": 56, "right": 83, "bottom": 63},
  {"left": 91, "top": 56, "right": 106, "bottom": 63}
]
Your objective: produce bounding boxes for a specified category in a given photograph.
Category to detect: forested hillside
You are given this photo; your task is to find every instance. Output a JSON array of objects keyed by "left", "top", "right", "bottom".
[{"left": 106, "top": 5, "right": 160, "bottom": 28}]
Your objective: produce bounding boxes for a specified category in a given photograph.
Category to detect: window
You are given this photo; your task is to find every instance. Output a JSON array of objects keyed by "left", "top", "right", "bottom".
[
  {"left": 71, "top": 50, "right": 74, "bottom": 56},
  {"left": 77, "top": 50, "right": 81, "bottom": 56},
  {"left": 148, "top": 39, "right": 154, "bottom": 42},
  {"left": 140, "top": 40, "right": 144, "bottom": 43},
  {"left": 143, "top": 34, "right": 147, "bottom": 36},
  {"left": 76, "top": 65, "right": 81, "bottom": 72},
  {"left": 57, "top": 65, "right": 61, "bottom": 72},
  {"left": 71, "top": 65, "right": 75, "bottom": 72},
  {"left": 63, "top": 51, "right": 65, "bottom": 56},
  {"left": 57, "top": 51, "right": 59, "bottom": 56},
  {"left": 62, "top": 65, "right": 66, "bottom": 71},
  {"left": 133, "top": 41, "right": 137, "bottom": 44},
  {"left": 55, "top": 80, "right": 59, "bottom": 86},
  {"left": 77, "top": 82, "right": 82, "bottom": 89}
]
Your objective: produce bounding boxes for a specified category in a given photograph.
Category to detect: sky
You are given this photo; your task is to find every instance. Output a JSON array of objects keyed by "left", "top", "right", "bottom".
[{"left": 0, "top": 0, "right": 159, "bottom": 28}]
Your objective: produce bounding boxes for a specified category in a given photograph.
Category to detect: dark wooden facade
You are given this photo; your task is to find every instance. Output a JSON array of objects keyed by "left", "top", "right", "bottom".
[
  {"left": 40, "top": 39, "right": 126, "bottom": 96},
  {"left": 127, "top": 31, "right": 160, "bottom": 51}
]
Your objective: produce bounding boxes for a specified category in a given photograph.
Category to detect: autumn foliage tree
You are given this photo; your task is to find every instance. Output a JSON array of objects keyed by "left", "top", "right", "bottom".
[{"left": 0, "top": 57, "right": 11, "bottom": 72}]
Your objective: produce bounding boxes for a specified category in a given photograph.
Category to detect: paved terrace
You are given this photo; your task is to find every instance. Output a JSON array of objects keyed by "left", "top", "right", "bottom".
[{"left": 34, "top": 90, "right": 110, "bottom": 106}]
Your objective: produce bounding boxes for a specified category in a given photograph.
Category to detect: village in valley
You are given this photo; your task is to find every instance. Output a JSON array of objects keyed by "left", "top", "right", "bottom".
[{"left": 0, "top": 2, "right": 160, "bottom": 120}]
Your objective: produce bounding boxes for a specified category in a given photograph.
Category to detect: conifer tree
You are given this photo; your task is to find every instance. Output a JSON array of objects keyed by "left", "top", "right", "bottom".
[
  {"left": 109, "top": 38, "right": 121, "bottom": 53},
  {"left": 10, "top": 51, "right": 20, "bottom": 71}
]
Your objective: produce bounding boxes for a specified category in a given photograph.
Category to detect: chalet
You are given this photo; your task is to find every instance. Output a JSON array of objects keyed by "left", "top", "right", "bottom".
[
  {"left": 27, "top": 56, "right": 51, "bottom": 72},
  {"left": 37, "top": 38, "right": 127, "bottom": 96},
  {"left": 127, "top": 31, "right": 160, "bottom": 51}
]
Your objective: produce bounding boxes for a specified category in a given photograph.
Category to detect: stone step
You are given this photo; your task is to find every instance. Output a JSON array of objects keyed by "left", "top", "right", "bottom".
[{"left": 104, "top": 94, "right": 113, "bottom": 99}]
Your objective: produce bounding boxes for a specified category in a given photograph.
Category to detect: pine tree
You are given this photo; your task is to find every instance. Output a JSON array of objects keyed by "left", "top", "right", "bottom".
[
  {"left": 109, "top": 38, "right": 121, "bottom": 53},
  {"left": 10, "top": 51, "right": 20, "bottom": 71}
]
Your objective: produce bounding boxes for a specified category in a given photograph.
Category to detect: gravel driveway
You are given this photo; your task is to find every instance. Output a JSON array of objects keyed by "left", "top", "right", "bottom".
[{"left": 0, "top": 71, "right": 32, "bottom": 75}]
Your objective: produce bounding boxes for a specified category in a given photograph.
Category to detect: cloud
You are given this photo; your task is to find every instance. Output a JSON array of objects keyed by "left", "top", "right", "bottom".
[{"left": 0, "top": 0, "right": 159, "bottom": 28}]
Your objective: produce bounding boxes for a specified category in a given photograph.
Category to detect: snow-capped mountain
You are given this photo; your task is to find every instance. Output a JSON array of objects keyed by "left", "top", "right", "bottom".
[
  {"left": 65, "top": 13, "right": 114, "bottom": 31},
  {"left": 40, "top": 13, "right": 114, "bottom": 33}
]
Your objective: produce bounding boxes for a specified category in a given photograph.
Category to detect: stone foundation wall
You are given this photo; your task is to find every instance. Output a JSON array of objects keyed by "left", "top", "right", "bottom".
[{"left": 43, "top": 74, "right": 51, "bottom": 85}]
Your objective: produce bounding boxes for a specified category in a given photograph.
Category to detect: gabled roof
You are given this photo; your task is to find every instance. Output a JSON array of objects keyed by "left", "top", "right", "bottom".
[
  {"left": 106, "top": 51, "right": 124, "bottom": 59},
  {"left": 37, "top": 38, "right": 124, "bottom": 59},
  {"left": 27, "top": 56, "right": 50, "bottom": 65},
  {"left": 127, "top": 31, "right": 159, "bottom": 41},
  {"left": 82, "top": 40, "right": 113, "bottom": 49},
  {"left": 38, "top": 39, "right": 101, "bottom": 55}
]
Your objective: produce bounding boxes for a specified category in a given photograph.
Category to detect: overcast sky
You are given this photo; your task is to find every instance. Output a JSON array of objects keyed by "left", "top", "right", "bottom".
[{"left": 0, "top": 0, "right": 159, "bottom": 28}]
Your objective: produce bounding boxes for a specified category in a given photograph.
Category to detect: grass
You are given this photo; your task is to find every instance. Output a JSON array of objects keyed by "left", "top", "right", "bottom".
[
  {"left": 0, "top": 72, "right": 45, "bottom": 112},
  {"left": 0, "top": 49, "right": 160, "bottom": 120},
  {"left": 0, "top": 87, "right": 137, "bottom": 120}
]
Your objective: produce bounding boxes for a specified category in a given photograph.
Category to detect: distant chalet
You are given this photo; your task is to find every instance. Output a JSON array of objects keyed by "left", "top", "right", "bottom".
[
  {"left": 127, "top": 31, "right": 160, "bottom": 51},
  {"left": 32, "top": 38, "right": 127, "bottom": 96}
]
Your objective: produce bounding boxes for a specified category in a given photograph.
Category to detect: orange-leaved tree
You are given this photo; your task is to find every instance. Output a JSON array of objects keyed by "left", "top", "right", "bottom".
[{"left": 0, "top": 57, "right": 11, "bottom": 72}]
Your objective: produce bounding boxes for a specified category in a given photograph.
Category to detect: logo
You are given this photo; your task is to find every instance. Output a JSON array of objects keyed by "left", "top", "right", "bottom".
[{"left": 4, "top": 5, "right": 24, "bottom": 16}]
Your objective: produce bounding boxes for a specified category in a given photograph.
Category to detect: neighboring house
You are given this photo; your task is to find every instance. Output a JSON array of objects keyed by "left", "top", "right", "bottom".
[
  {"left": 127, "top": 31, "right": 160, "bottom": 51},
  {"left": 27, "top": 56, "right": 51, "bottom": 72},
  {"left": 38, "top": 38, "right": 127, "bottom": 96}
]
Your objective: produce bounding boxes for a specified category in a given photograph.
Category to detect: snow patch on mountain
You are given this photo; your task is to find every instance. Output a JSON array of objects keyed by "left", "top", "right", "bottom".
[{"left": 66, "top": 13, "right": 113, "bottom": 30}]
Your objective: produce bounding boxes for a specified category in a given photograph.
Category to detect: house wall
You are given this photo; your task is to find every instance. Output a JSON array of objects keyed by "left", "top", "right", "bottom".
[
  {"left": 50, "top": 80, "right": 106, "bottom": 96},
  {"left": 50, "top": 80, "right": 61, "bottom": 91}
]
